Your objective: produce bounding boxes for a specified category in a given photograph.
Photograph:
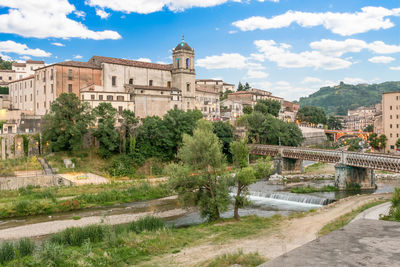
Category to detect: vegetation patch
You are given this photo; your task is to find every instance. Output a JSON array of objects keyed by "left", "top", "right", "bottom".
[
  {"left": 381, "top": 187, "right": 400, "bottom": 222},
  {"left": 305, "top": 162, "right": 327, "bottom": 173},
  {"left": 198, "top": 250, "right": 266, "bottom": 267},
  {"left": 291, "top": 185, "right": 338, "bottom": 194},
  {"left": 318, "top": 200, "right": 387, "bottom": 236}
]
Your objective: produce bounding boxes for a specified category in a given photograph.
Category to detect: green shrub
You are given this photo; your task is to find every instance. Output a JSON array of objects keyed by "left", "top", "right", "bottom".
[
  {"left": 15, "top": 200, "right": 30, "bottom": 215},
  {"left": 0, "top": 242, "right": 15, "bottom": 264},
  {"left": 16, "top": 238, "right": 35, "bottom": 257},
  {"left": 36, "top": 242, "right": 65, "bottom": 266},
  {"left": 136, "top": 216, "right": 165, "bottom": 233},
  {"left": 50, "top": 224, "right": 109, "bottom": 247}
]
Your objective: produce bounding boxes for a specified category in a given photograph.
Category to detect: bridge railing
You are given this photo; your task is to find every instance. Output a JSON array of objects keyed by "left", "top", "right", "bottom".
[{"left": 249, "top": 144, "right": 400, "bottom": 173}]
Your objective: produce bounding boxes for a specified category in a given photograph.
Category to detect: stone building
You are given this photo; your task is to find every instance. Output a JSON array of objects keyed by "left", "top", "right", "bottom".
[
  {"left": 0, "top": 70, "right": 15, "bottom": 86},
  {"left": 382, "top": 92, "right": 400, "bottom": 153},
  {"left": 6, "top": 38, "right": 230, "bottom": 131},
  {"left": 195, "top": 79, "right": 235, "bottom": 94},
  {"left": 281, "top": 100, "right": 300, "bottom": 122},
  {"left": 343, "top": 105, "right": 381, "bottom": 131},
  {"left": 220, "top": 99, "right": 245, "bottom": 122}
]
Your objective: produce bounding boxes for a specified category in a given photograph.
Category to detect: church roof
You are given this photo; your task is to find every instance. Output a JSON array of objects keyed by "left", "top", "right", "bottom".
[
  {"left": 174, "top": 36, "right": 193, "bottom": 51},
  {"left": 89, "top": 56, "right": 173, "bottom": 71}
]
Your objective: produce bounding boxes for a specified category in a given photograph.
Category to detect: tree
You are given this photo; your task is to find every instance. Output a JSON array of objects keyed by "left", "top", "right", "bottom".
[
  {"left": 42, "top": 93, "right": 94, "bottom": 152},
  {"left": 120, "top": 110, "right": 138, "bottom": 154},
  {"left": 369, "top": 133, "right": 387, "bottom": 152},
  {"left": 167, "top": 120, "right": 230, "bottom": 221},
  {"left": 363, "top": 124, "right": 373, "bottom": 132},
  {"left": 237, "top": 82, "right": 244, "bottom": 91},
  {"left": 396, "top": 138, "right": 400, "bottom": 149},
  {"left": 220, "top": 90, "right": 233, "bottom": 101},
  {"left": 327, "top": 116, "right": 343, "bottom": 130},
  {"left": 213, "top": 121, "right": 234, "bottom": 161},
  {"left": 243, "top": 105, "right": 253, "bottom": 115},
  {"left": 0, "top": 57, "right": 13, "bottom": 70},
  {"left": 237, "top": 112, "right": 303, "bottom": 146},
  {"left": 92, "top": 103, "right": 120, "bottom": 158},
  {"left": 244, "top": 82, "right": 251, "bottom": 91},
  {"left": 346, "top": 138, "right": 362, "bottom": 152},
  {"left": 379, "top": 134, "right": 388, "bottom": 152},
  {"left": 296, "top": 106, "right": 327, "bottom": 125},
  {"left": 254, "top": 99, "right": 281, "bottom": 117}
]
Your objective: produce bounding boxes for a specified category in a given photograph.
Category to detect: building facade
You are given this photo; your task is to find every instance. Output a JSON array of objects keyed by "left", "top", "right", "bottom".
[
  {"left": 343, "top": 105, "right": 380, "bottom": 131},
  {"left": 382, "top": 92, "right": 400, "bottom": 153}
]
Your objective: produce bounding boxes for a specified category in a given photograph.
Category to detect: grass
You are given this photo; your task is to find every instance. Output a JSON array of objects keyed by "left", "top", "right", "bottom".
[
  {"left": 291, "top": 185, "right": 338, "bottom": 194},
  {"left": 305, "top": 162, "right": 327, "bottom": 173},
  {"left": 0, "top": 156, "right": 42, "bottom": 176},
  {"left": 2, "top": 215, "right": 282, "bottom": 266},
  {"left": 381, "top": 187, "right": 400, "bottom": 222},
  {"left": 198, "top": 250, "right": 266, "bottom": 267},
  {"left": 318, "top": 200, "right": 387, "bottom": 236},
  {"left": 0, "top": 182, "right": 171, "bottom": 219}
]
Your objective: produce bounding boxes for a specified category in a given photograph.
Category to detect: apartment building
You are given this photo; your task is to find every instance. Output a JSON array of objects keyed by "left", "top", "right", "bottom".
[
  {"left": 382, "top": 92, "right": 400, "bottom": 153},
  {"left": 343, "top": 105, "right": 380, "bottom": 131},
  {"left": 195, "top": 79, "right": 235, "bottom": 94}
]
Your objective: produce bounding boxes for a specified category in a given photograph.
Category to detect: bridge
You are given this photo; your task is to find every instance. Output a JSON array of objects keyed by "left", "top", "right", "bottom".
[
  {"left": 324, "top": 130, "right": 370, "bottom": 142},
  {"left": 250, "top": 144, "right": 400, "bottom": 189}
]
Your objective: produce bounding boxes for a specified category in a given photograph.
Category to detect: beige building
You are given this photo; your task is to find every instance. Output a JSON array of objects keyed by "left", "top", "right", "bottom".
[
  {"left": 0, "top": 70, "right": 15, "bottom": 86},
  {"left": 195, "top": 79, "right": 235, "bottom": 94},
  {"left": 12, "top": 60, "right": 45, "bottom": 80},
  {"left": 343, "top": 105, "right": 380, "bottom": 131},
  {"left": 382, "top": 92, "right": 400, "bottom": 153},
  {"left": 220, "top": 99, "right": 245, "bottom": 122},
  {"left": 6, "top": 38, "right": 227, "bottom": 129}
]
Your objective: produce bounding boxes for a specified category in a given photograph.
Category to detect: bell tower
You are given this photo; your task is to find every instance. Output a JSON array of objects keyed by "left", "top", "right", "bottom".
[{"left": 172, "top": 35, "right": 196, "bottom": 111}]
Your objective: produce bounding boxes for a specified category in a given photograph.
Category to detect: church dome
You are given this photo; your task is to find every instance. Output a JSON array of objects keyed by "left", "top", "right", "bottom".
[{"left": 175, "top": 36, "right": 192, "bottom": 51}]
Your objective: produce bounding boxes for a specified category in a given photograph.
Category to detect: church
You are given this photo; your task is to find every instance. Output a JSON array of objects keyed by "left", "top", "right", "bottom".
[{"left": 7, "top": 38, "right": 227, "bottom": 133}]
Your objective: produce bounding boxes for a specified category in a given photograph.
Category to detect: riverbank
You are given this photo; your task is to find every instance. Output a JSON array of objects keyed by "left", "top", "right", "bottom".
[{"left": 144, "top": 193, "right": 392, "bottom": 266}]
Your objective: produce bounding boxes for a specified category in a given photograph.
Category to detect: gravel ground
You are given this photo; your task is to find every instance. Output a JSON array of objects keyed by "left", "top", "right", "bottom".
[{"left": 0, "top": 208, "right": 186, "bottom": 241}]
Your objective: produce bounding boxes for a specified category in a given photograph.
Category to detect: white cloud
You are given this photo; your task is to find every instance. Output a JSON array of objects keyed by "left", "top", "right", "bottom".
[
  {"left": 0, "top": 0, "right": 121, "bottom": 40},
  {"left": 233, "top": 7, "right": 400, "bottom": 36},
  {"left": 228, "top": 30, "right": 237, "bottom": 34},
  {"left": 390, "top": 66, "right": 400, "bottom": 71},
  {"left": 135, "top": 57, "right": 152, "bottom": 62},
  {"left": 73, "top": 55, "right": 83, "bottom": 59},
  {"left": 156, "top": 60, "right": 168, "bottom": 64},
  {"left": 368, "top": 56, "right": 395, "bottom": 64},
  {"left": 0, "top": 40, "right": 51, "bottom": 57},
  {"left": 86, "top": 0, "right": 243, "bottom": 14},
  {"left": 74, "top": 10, "right": 86, "bottom": 18},
  {"left": 310, "top": 39, "right": 400, "bottom": 56},
  {"left": 96, "top": 8, "right": 110, "bottom": 19},
  {"left": 254, "top": 40, "right": 352, "bottom": 70},
  {"left": 302, "top": 76, "right": 322, "bottom": 84},
  {"left": 51, "top": 42, "right": 65, "bottom": 47},
  {"left": 246, "top": 69, "right": 269, "bottom": 79},
  {"left": 197, "top": 53, "right": 247, "bottom": 69},
  {"left": 20, "top": 55, "right": 31, "bottom": 60}
]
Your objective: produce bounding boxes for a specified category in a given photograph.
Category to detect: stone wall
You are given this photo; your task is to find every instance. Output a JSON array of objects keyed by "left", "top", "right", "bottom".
[
  {"left": 300, "top": 126, "right": 327, "bottom": 146},
  {"left": 0, "top": 175, "right": 72, "bottom": 190}
]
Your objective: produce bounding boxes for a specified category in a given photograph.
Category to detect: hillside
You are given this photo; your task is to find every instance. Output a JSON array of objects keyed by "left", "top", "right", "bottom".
[{"left": 299, "top": 81, "right": 400, "bottom": 115}]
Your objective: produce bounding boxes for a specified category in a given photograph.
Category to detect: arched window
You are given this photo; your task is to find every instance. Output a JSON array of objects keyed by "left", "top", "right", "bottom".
[
  {"left": 129, "top": 78, "right": 133, "bottom": 84},
  {"left": 186, "top": 83, "right": 190, "bottom": 92},
  {"left": 176, "top": 58, "right": 180, "bottom": 68},
  {"left": 186, "top": 58, "right": 190, "bottom": 69}
]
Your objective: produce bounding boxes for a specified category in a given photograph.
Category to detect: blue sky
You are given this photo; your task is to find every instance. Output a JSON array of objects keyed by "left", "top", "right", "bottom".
[{"left": 0, "top": 0, "right": 399, "bottom": 100}]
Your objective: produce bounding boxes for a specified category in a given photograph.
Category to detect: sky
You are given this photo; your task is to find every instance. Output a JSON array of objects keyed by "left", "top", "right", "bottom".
[{"left": 0, "top": 0, "right": 399, "bottom": 101}]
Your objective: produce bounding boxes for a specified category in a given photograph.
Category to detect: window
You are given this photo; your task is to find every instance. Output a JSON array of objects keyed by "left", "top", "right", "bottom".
[
  {"left": 390, "top": 124, "right": 393, "bottom": 128},
  {"left": 140, "top": 90, "right": 144, "bottom": 93},
  {"left": 112, "top": 76, "right": 116, "bottom": 86},
  {"left": 91, "top": 95, "right": 95, "bottom": 100},
  {"left": 187, "top": 102, "right": 190, "bottom": 109},
  {"left": 68, "top": 69, "right": 73, "bottom": 80},
  {"left": 149, "top": 80, "right": 153, "bottom": 86},
  {"left": 390, "top": 106, "right": 393, "bottom": 110},
  {"left": 390, "top": 133, "right": 393, "bottom": 138},
  {"left": 0, "top": 77, "right": 2, "bottom": 80},
  {"left": 44, "top": 101, "right": 46, "bottom": 108},
  {"left": 31, "top": 66, "right": 33, "bottom": 70},
  {"left": 117, "top": 96, "right": 124, "bottom": 101},
  {"left": 118, "top": 106, "right": 123, "bottom": 113},
  {"left": 25, "top": 95, "right": 27, "bottom": 102},
  {"left": 9, "top": 76, "right": 12, "bottom": 80},
  {"left": 176, "top": 58, "right": 179, "bottom": 68},
  {"left": 20, "top": 96, "right": 22, "bottom": 102},
  {"left": 68, "top": 84, "right": 72, "bottom": 93},
  {"left": 174, "top": 104, "right": 178, "bottom": 109},
  {"left": 44, "top": 85, "right": 46, "bottom": 94},
  {"left": 107, "top": 95, "right": 113, "bottom": 101},
  {"left": 129, "top": 78, "right": 133, "bottom": 85},
  {"left": 161, "top": 91, "right": 164, "bottom": 95},
  {"left": 99, "top": 95, "right": 103, "bottom": 100},
  {"left": 186, "top": 83, "right": 190, "bottom": 92},
  {"left": 167, "top": 81, "right": 171, "bottom": 88},
  {"left": 51, "top": 84, "right": 53, "bottom": 93},
  {"left": 30, "top": 94, "right": 32, "bottom": 101},
  {"left": 30, "top": 81, "right": 32, "bottom": 87},
  {"left": 50, "top": 69, "right": 53, "bottom": 80},
  {"left": 391, "top": 145, "right": 395, "bottom": 149},
  {"left": 186, "top": 58, "right": 190, "bottom": 69},
  {"left": 82, "top": 95, "right": 84, "bottom": 100},
  {"left": 37, "top": 103, "right": 39, "bottom": 109}
]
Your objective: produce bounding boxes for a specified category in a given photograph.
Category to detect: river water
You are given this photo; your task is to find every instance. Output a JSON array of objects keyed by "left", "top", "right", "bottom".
[{"left": 0, "top": 179, "right": 399, "bottom": 230}]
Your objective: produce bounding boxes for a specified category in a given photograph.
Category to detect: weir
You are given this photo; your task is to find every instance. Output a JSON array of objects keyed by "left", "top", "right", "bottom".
[{"left": 249, "top": 191, "right": 332, "bottom": 206}]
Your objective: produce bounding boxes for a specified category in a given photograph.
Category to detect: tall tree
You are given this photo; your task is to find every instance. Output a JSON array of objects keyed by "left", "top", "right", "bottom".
[
  {"left": 0, "top": 57, "right": 13, "bottom": 70},
  {"left": 327, "top": 116, "right": 343, "bottom": 130},
  {"left": 296, "top": 106, "right": 327, "bottom": 125},
  {"left": 363, "top": 124, "right": 373, "bottom": 132},
  {"left": 168, "top": 120, "right": 230, "bottom": 221},
  {"left": 244, "top": 82, "right": 251, "bottom": 91},
  {"left": 243, "top": 105, "right": 253, "bottom": 115},
  {"left": 254, "top": 99, "right": 281, "bottom": 117},
  {"left": 42, "top": 93, "right": 94, "bottom": 152},
  {"left": 213, "top": 121, "right": 234, "bottom": 161},
  {"left": 120, "top": 110, "right": 138, "bottom": 154},
  {"left": 92, "top": 103, "right": 120, "bottom": 158},
  {"left": 237, "top": 81, "right": 244, "bottom": 91}
]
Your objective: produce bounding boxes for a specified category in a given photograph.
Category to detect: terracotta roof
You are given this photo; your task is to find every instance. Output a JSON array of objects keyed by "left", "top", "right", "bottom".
[
  {"left": 12, "top": 62, "right": 26, "bottom": 67},
  {"left": 26, "top": 60, "right": 45, "bottom": 64},
  {"left": 36, "top": 61, "right": 101, "bottom": 71},
  {"left": 223, "top": 83, "right": 235, "bottom": 86},
  {"left": 228, "top": 91, "right": 252, "bottom": 95},
  {"left": 8, "top": 75, "right": 35, "bottom": 84},
  {"left": 195, "top": 85, "right": 219, "bottom": 94},
  {"left": 196, "top": 79, "right": 223, "bottom": 82},
  {"left": 89, "top": 56, "right": 173, "bottom": 71}
]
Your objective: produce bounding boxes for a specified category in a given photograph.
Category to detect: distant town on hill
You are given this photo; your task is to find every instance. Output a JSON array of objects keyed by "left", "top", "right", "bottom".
[{"left": 298, "top": 81, "right": 400, "bottom": 115}]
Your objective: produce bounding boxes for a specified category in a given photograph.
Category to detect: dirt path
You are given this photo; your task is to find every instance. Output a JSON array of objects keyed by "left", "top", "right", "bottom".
[{"left": 147, "top": 193, "right": 392, "bottom": 267}]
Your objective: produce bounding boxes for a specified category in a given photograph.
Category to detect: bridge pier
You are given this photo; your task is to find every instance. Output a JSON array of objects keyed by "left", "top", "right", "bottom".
[
  {"left": 334, "top": 163, "right": 375, "bottom": 190},
  {"left": 274, "top": 157, "right": 304, "bottom": 174}
]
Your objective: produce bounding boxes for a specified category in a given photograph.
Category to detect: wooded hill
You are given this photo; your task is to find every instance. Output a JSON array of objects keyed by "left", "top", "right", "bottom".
[{"left": 298, "top": 81, "right": 400, "bottom": 115}]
